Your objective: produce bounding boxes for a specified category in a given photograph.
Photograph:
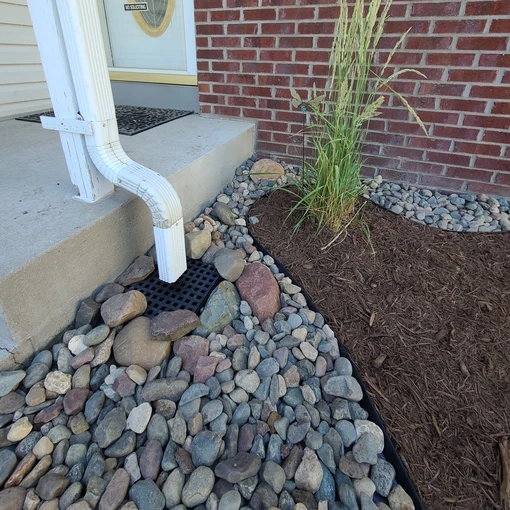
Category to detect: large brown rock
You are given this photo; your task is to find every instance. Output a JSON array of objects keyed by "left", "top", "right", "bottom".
[
  {"left": 249, "top": 158, "right": 284, "bottom": 184},
  {"left": 172, "top": 336, "right": 209, "bottom": 374},
  {"left": 100, "top": 291, "right": 147, "bottom": 327},
  {"left": 115, "top": 256, "right": 155, "bottom": 286},
  {"left": 113, "top": 317, "right": 171, "bottom": 371},
  {"left": 150, "top": 310, "right": 200, "bottom": 342},
  {"left": 235, "top": 262, "right": 280, "bottom": 321}
]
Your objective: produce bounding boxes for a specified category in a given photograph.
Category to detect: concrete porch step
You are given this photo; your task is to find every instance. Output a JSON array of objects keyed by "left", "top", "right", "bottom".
[{"left": 0, "top": 114, "right": 255, "bottom": 369}]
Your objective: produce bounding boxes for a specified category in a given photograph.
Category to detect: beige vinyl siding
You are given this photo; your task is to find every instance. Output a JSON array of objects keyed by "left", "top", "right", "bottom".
[{"left": 0, "top": 0, "right": 50, "bottom": 120}]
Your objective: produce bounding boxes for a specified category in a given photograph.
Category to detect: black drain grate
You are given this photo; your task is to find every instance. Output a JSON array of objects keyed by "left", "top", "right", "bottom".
[{"left": 127, "top": 258, "right": 221, "bottom": 317}]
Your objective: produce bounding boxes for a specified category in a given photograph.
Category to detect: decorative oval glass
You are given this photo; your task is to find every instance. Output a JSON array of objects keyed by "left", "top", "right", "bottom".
[{"left": 128, "top": 0, "right": 175, "bottom": 38}]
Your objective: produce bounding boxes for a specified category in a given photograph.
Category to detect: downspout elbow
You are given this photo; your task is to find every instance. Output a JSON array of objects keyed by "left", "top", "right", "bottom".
[{"left": 87, "top": 141, "right": 187, "bottom": 283}]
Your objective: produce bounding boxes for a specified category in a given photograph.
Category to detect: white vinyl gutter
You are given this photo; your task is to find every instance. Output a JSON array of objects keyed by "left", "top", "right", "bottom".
[{"left": 27, "top": 0, "right": 187, "bottom": 283}]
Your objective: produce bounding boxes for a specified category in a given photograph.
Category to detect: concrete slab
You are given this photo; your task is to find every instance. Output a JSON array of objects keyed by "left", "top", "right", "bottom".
[{"left": 0, "top": 115, "right": 255, "bottom": 368}]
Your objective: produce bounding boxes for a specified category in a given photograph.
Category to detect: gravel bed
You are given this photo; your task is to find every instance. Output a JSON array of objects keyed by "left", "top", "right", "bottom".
[
  {"left": 363, "top": 175, "right": 510, "bottom": 233},
  {"left": 4, "top": 156, "right": 507, "bottom": 510}
]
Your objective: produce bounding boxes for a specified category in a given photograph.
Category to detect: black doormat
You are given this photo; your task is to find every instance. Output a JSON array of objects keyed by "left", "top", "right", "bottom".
[
  {"left": 16, "top": 105, "right": 193, "bottom": 136},
  {"left": 126, "top": 258, "right": 222, "bottom": 318}
]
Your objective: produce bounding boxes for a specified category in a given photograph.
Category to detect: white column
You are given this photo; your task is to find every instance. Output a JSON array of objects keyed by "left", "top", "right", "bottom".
[{"left": 27, "top": 0, "right": 114, "bottom": 203}]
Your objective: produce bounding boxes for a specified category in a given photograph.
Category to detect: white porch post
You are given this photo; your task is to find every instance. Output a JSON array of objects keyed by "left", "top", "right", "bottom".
[{"left": 27, "top": 0, "right": 114, "bottom": 203}]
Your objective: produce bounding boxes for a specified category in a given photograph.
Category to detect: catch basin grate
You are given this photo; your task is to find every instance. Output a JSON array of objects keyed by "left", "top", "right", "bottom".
[{"left": 127, "top": 258, "right": 221, "bottom": 317}]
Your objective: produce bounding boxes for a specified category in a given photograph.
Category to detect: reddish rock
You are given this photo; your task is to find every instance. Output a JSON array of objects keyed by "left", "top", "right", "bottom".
[
  {"left": 116, "top": 255, "right": 155, "bottom": 286},
  {"left": 98, "top": 468, "right": 129, "bottom": 510},
  {"left": 257, "top": 421, "right": 270, "bottom": 436},
  {"left": 222, "top": 324, "right": 237, "bottom": 338},
  {"left": 0, "top": 487, "right": 26, "bottom": 510},
  {"left": 238, "top": 424, "right": 255, "bottom": 452},
  {"left": 112, "top": 372, "right": 136, "bottom": 398},
  {"left": 0, "top": 392, "right": 25, "bottom": 415},
  {"left": 5, "top": 453, "right": 36, "bottom": 487},
  {"left": 173, "top": 336, "right": 209, "bottom": 374},
  {"left": 226, "top": 334, "right": 245, "bottom": 351},
  {"left": 155, "top": 400, "right": 176, "bottom": 419},
  {"left": 193, "top": 357, "right": 219, "bottom": 384},
  {"left": 70, "top": 348, "right": 95, "bottom": 369},
  {"left": 235, "top": 262, "right": 280, "bottom": 321},
  {"left": 150, "top": 310, "right": 200, "bottom": 342},
  {"left": 175, "top": 448, "right": 194, "bottom": 475},
  {"left": 34, "top": 397, "right": 63, "bottom": 424},
  {"left": 63, "top": 388, "right": 90, "bottom": 416},
  {"left": 139, "top": 440, "right": 163, "bottom": 481}
]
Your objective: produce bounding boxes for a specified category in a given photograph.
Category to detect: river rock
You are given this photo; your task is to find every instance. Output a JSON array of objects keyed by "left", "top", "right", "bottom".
[
  {"left": 294, "top": 447, "right": 323, "bottom": 493},
  {"left": 194, "top": 282, "right": 241, "bottom": 337},
  {"left": 94, "top": 408, "right": 126, "bottom": 448},
  {"left": 0, "top": 371, "right": 26, "bottom": 397},
  {"left": 215, "top": 452, "right": 261, "bottom": 483},
  {"left": 25, "top": 387, "right": 46, "bottom": 407},
  {"left": 36, "top": 473, "right": 69, "bottom": 500},
  {"left": 7, "top": 417, "right": 32, "bottom": 442},
  {"left": 141, "top": 378, "right": 189, "bottom": 402},
  {"left": 74, "top": 298, "right": 100, "bottom": 329},
  {"left": 370, "top": 458, "right": 395, "bottom": 497},
  {"left": 173, "top": 336, "right": 210, "bottom": 373},
  {"left": 236, "top": 262, "right": 280, "bottom": 321},
  {"left": 150, "top": 310, "right": 200, "bottom": 341},
  {"left": 0, "top": 449, "right": 17, "bottom": 486},
  {"left": 0, "top": 487, "right": 26, "bottom": 510},
  {"left": 250, "top": 158, "right": 284, "bottom": 184},
  {"left": 63, "top": 388, "right": 90, "bottom": 416},
  {"left": 113, "top": 317, "right": 171, "bottom": 370},
  {"left": 388, "top": 485, "right": 415, "bottom": 510},
  {"left": 44, "top": 372, "right": 71, "bottom": 395},
  {"left": 23, "top": 364, "right": 49, "bottom": 389},
  {"left": 0, "top": 392, "right": 25, "bottom": 414},
  {"left": 98, "top": 468, "right": 129, "bottom": 510},
  {"left": 115, "top": 255, "right": 154, "bottom": 286},
  {"left": 323, "top": 376, "right": 363, "bottom": 401},
  {"left": 262, "top": 460, "right": 286, "bottom": 494},
  {"left": 95, "top": 283, "right": 124, "bottom": 303},
  {"left": 83, "top": 325, "right": 110, "bottom": 347},
  {"left": 214, "top": 249, "right": 245, "bottom": 282},
  {"left": 185, "top": 230, "right": 212, "bottom": 259},
  {"left": 129, "top": 479, "right": 165, "bottom": 510},
  {"left": 100, "top": 291, "right": 147, "bottom": 328},
  {"left": 161, "top": 468, "right": 185, "bottom": 508},
  {"left": 190, "top": 430, "right": 222, "bottom": 467},
  {"left": 140, "top": 440, "right": 163, "bottom": 480},
  {"left": 234, "top": 369, "right": 260, "bottom": 394},
  {"left": 213, "top": 202, "right": 236, "bottom": 226},
  {"left": 181, "top": 466, "right": 215, "bottom": 507}
]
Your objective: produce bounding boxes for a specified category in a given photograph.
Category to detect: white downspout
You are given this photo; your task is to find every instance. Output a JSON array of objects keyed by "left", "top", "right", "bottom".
[{"left": 30, "top": 0, "right": 186, "bottom": 283}]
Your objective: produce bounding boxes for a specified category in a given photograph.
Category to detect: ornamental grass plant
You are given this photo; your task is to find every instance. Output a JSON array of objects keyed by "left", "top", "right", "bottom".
[{"left": 289, "top": 0, "right": 427, "bottom": 236}]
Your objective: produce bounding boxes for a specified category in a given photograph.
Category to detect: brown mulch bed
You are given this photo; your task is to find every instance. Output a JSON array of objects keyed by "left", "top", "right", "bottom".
[{"left": 250, "top": 190, "right": 510, "bottom": 510}]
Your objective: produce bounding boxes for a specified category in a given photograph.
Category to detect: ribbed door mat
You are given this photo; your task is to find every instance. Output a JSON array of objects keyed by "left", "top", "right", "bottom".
[
  {"left": 126, "top": 258, "right": 222, "bottom": 317},
  {"left": 16, "top": 105, "right": 193, "bottom": 136}
]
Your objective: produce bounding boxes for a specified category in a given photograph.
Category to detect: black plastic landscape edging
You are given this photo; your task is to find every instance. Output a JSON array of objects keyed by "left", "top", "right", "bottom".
[{"left": 251, "top": 238, "right": 426, "bottom": 510}]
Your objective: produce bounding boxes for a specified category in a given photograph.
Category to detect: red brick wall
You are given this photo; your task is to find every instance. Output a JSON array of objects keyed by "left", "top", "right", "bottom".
[{"left": 194, "top": 0, "right": 510, "bottom": 197}]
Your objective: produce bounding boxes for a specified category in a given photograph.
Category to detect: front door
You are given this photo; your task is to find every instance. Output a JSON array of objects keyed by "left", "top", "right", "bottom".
[{"left": 98, "top": 0, "right": 197, "bottom": 86}]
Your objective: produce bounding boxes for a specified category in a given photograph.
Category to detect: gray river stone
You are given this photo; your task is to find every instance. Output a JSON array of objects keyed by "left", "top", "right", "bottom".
[
  {"left": 181, "top": 466, "right": 215, "bottom": 507},
  {"left": 129, "top": 479, "right": 165, "bottom": 510},
  {"left": 94, "top": 408, "right": 126, "bottom": 448},
  {"left": 190, "top": 431, "right": 222, "bottom": 467}
]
